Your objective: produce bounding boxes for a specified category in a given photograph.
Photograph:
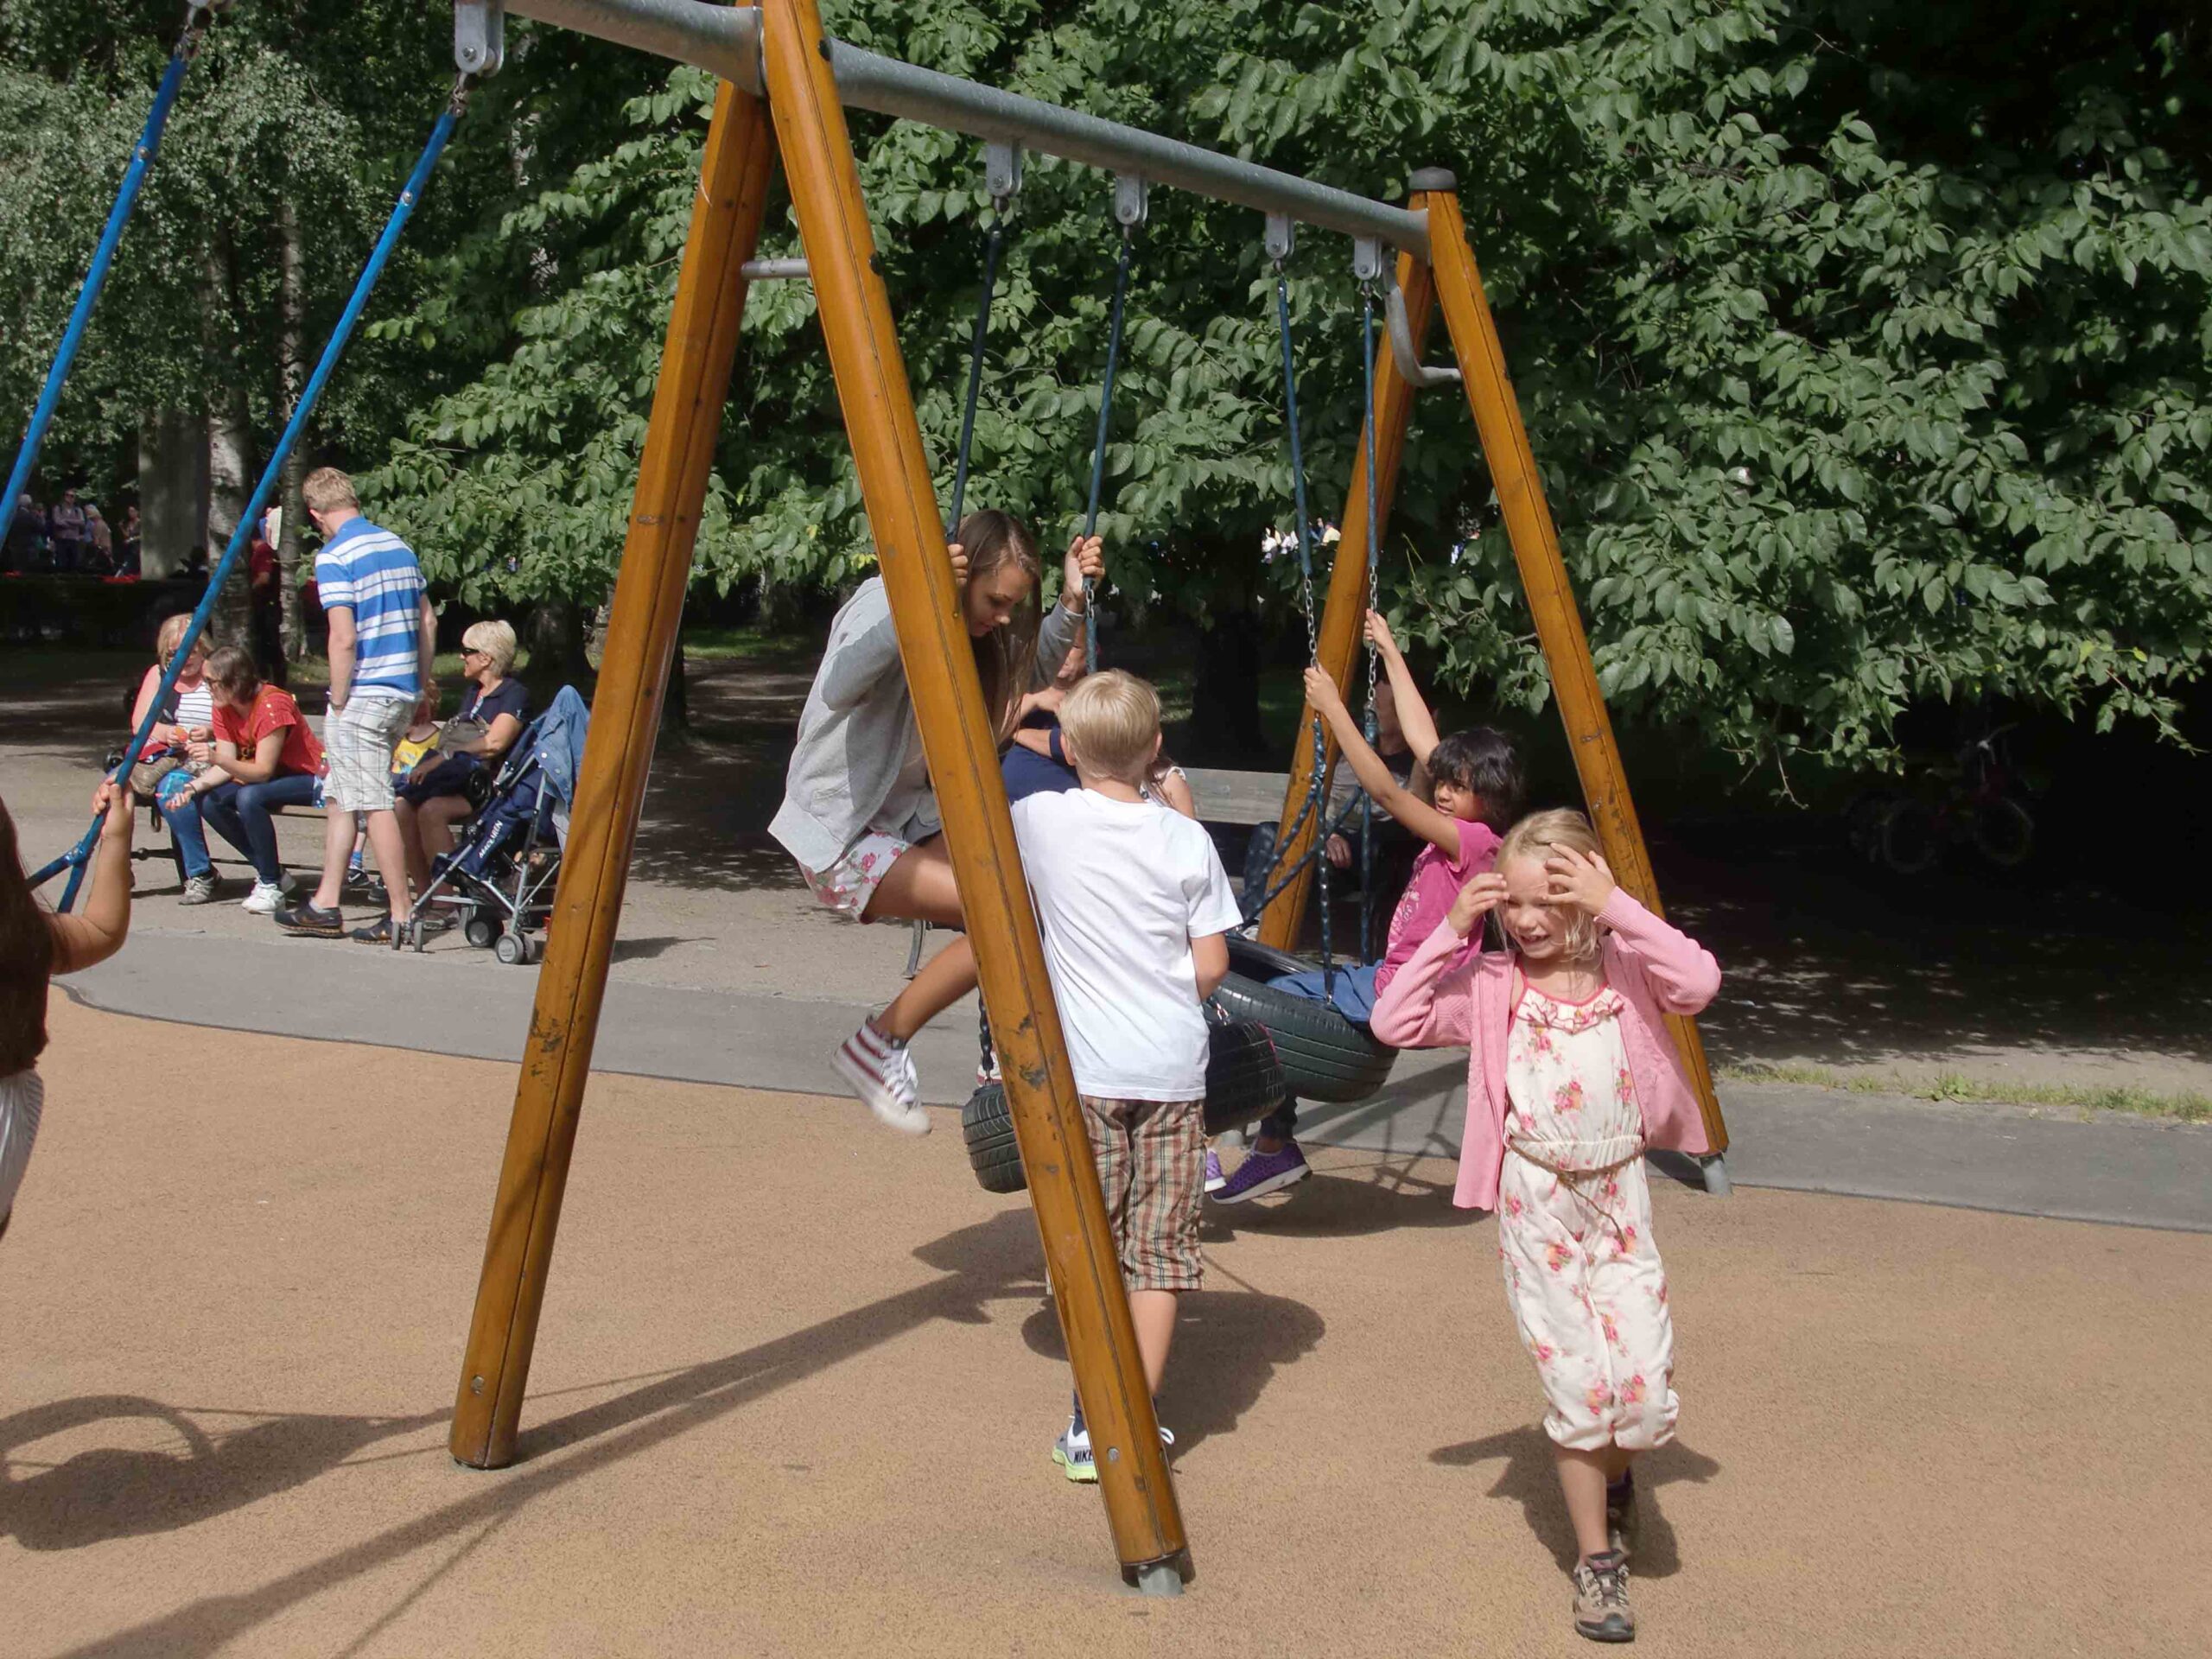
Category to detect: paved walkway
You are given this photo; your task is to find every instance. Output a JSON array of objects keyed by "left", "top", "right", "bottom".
[{"left": 72, "top": 926, "right": 2212, "bottom": 1233}]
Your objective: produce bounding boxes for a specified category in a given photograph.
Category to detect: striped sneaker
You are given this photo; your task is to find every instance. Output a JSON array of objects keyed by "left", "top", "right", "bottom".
[{"left": 831, "top": 1020, "right": 930, "bottom": 1135}]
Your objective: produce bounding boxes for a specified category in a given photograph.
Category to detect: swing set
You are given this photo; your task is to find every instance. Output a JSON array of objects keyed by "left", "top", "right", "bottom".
[{"left": 8, "top": 0, "right": 1732, "bottom": 1597}]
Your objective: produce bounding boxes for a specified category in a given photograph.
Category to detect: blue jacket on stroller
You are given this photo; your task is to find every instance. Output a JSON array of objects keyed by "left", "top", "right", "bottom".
[{"left": 410, "top": 686, "right": 589, "bottom": 960}]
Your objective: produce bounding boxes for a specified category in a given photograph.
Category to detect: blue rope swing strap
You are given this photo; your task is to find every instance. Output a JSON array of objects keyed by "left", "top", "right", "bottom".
[
  {"left": 39, "top": 80, "right": 474, "bottom": 910},
  {"left": 0, "top": 1, "right": 218, "bottom": 554}
]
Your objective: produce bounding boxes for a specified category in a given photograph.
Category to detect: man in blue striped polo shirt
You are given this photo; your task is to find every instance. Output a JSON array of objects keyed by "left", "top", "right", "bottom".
[{"left": 275, "top": 466, "right": 435, "bottom": 944}]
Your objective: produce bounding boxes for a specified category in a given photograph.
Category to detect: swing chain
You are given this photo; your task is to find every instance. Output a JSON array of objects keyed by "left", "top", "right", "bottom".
[
  {"left": 1082, "top": 208, "right": 1139, "bottom": 671},
  {"left": 1357, "top": 273, "right": 1383, "bottom": 960},
  {"left": 448, "top": 71, "right": 477, "bottom": 118},
  {"left": 1268, "top": 238, "right": 1333, "bottom": 987}
]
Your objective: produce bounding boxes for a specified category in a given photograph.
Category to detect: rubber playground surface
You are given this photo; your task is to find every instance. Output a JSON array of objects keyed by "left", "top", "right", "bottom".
[{"left": 6, "top": 998, "right": 2207, "bottom": 1657}]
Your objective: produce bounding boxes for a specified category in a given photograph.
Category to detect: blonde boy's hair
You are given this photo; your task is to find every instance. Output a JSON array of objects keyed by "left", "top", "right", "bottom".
[
  {"left": 301, "top": 466, "right": 359, "bottom": 515},
  {"left": 1058, "top": 669, "right": 1160, "bottom": 786},
  {"left": 1495, "top": 807, "right": 1605, "bottom": 963},
  {"left": 462, "top": 618, "right": 518, "bottom": 676}
]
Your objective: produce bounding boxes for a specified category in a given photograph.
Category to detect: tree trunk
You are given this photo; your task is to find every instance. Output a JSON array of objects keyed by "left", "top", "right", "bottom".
[
  {"left": 526, "top": 595, "right": 591, "bottom": 683},
  {"left": 275, "top": 194, "right": 308, "bottom": 661},
  {"left": 1190, "top": 601, "right": 1266, "bottom": 762},
  {"left": 202, "top": 237, "right": 253, "bottom": 649},
  {"left": 1184, "top": 530, "right": 1268, "bottom": 764}
]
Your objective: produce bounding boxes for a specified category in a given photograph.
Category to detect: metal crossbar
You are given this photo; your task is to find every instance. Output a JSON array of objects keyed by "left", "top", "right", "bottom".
[{"left": 503, "top": 0, "right": 1428, "bottom": 257}]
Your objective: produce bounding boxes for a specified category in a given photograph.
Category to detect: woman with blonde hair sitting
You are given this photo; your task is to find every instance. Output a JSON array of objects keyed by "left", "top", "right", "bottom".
[
  {"left": 392, "top": 619, "right": 527, "bottom": 902},
  {"left": 129, "top": 614, "right": 223, "bottom": 903}
]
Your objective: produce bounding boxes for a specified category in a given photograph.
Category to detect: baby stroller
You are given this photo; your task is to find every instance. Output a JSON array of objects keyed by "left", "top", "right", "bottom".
[{"left": 404, "top": 685, "right": 589, "bottom": 963}]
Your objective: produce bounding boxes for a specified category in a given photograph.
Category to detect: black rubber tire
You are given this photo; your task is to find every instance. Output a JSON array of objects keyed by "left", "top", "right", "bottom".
[
  {"left": 493, "top": 932, "right": 527, "bottom": 966},
  {"left": 1224, "top": 932, "right": 1312, "bottom": 982},
  {"left": 1200, "top": 1016, "right": 1288, "bottom": 1135},
  {"left": 1972, "top": 797, "right": 2034, "bottom": 868},
  {"left": 962, "top": 1084, "right": 1028, "bottom": 1195},
  {"left": 463, "top": 914, "right": 498, "bottom": 950},
  {"left": 960, "top": 1016, "right": 1288, "bottom": 1194},
  {"left": 1879, "top": 798, "right": 1942, "bottom": 875},
  {"left": 1207, "top": 971, "right": 1396, "bottom": 1103}
]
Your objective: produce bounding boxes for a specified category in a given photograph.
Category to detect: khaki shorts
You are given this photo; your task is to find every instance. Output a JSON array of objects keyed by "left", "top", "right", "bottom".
[{"left": 1081, "top": 1096, "right": 1205, "bottom": 1294}]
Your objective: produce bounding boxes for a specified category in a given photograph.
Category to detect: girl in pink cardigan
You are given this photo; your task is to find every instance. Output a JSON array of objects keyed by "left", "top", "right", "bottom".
[{"left": 1370, "top": 808, "right": 1720, "bottom": 1645}]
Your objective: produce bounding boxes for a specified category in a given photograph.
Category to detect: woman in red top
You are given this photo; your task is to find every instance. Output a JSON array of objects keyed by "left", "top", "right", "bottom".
[{"left": 172, "top": 645, "right": 327, "bottom": 914}]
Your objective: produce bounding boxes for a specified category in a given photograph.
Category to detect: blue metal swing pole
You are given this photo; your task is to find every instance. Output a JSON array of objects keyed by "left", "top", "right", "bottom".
[
  {"left": 48, "top": 87, "right": 470, "bottom": 911},
  {"left": 0, "top": 2, "right": 215, "bottom": 553}
]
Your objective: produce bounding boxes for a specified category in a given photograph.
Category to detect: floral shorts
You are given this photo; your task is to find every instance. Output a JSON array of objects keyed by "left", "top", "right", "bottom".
[{"left": 796, "top": 830, "right": 913, "bottom": 922}]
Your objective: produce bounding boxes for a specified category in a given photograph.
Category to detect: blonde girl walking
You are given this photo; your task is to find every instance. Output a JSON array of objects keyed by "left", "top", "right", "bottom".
[{"left": 1371, "top": 809, "right": 1720, "bottom": 1643}]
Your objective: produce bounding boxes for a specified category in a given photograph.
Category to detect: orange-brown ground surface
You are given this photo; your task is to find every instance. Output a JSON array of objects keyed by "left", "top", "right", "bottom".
[{"left": 6, "top": 997, "right": 2207, "bottom": 1657}]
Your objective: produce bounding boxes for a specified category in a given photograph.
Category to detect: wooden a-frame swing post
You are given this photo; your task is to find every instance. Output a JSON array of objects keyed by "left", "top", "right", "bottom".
[
  {"left": 451, "top": 75, "right": 776, "bottom": 1471},
  {"left": 452, "top": 0, "right": 1189, "bottom": 1587},
  {"left": 1260, "top": 173, "right": 1729, "bottom": 1163},
  {"left": 758, "top": 0, "right": 1185, "bottom": 1580}
]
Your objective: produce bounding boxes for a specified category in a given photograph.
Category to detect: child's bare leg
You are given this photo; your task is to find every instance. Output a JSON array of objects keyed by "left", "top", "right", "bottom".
[
  {"left": 861, "top": 838, "right": 976, "bottom": 1042},
  {"left": 1129, "top": 1289, "right": 1178, "bottom": 1396},
  {"left": 1554, "top": 1443, "right": 1614, "bottom": 1560},
  {"left": 1603, "top": 1445, "right": 1634, "bottom": 1483},
  {"left": 879, "top": 936, "right": 976, "bottom": 1042}
]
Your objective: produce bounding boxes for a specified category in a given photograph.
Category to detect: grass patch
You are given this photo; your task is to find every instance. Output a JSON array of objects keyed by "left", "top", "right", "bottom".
[
  {"left": 678, "top": 624, "right": 808, "bottom": 664},
  {"left": 1717, "top": 1062, "right": 2212, "bottom": 1123}
]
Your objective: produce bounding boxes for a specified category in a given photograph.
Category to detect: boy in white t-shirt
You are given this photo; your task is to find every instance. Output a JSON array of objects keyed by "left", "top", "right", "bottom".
[{"left": 1008, "top": 669, "right": 1242, "bottom": 1482}]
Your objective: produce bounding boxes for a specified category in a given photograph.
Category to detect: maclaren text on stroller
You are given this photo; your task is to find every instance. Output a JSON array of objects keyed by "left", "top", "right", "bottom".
[{"left": 401, "top": 686, "right": 588, "bottom": 963}]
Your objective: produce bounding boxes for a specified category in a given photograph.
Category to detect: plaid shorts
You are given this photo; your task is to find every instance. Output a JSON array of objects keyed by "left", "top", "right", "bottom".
[
  {"left": 323, "top": 693, "right": 413, "bottom": 812},
  {"left": 1082, "top": 1096, "right": 1205, "bottom": 1294}
]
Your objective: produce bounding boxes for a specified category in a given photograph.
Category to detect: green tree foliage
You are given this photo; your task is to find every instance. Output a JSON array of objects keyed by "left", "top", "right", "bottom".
[
  {"left": 0, "top": 2, "right": 658, "bottom": 499},
  {"left": 10, "top": 1, "right": 2207, "bottom": 779}
]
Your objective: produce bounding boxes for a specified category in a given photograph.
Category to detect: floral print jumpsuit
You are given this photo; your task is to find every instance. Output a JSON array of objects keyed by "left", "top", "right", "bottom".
[{"left": 1497, "top": 982, "right": 1679, "bottom": 1452}]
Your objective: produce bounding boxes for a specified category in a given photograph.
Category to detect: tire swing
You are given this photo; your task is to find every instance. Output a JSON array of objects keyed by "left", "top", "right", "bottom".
[
  {"left": 965, "top": 1008, "right": 1289, "bottom": 1196},
  {"left": 951, "top": 167, "right": 1293, "bottom": 1194},
  {"left": 1216, "top": 235, "right": 1401, "bottom": 1108}
]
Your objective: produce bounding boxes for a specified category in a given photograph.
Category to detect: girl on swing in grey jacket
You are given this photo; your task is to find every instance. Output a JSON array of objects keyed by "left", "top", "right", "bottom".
[{"left": 770, "top": 510, "right": 1103, "bottom": 1133}]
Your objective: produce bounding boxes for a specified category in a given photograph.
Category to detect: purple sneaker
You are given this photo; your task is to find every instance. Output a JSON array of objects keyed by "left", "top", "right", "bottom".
[
  {"left": 1211, "top": 1141, "right": 1310, "bottom": 1204},
  {"left": 1204, "top": 1148, "right": 1226, "bottom": 1194}
]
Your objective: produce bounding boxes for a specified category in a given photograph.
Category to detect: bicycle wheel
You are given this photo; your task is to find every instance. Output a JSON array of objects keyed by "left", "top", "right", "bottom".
[
  {"left": 1972, "top": 797, "right": 2035, "bottom": 868},
  {"left": 1879, "top": 798, "right": 1942, "bottom": 875}
]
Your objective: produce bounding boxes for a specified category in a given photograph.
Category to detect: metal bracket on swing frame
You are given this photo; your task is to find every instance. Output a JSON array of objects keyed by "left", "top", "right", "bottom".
[
  {"left": 454, "top": 0, "right": 505, "bottom": 78},
  {"left": 1116, "top": 173, "right": 1149, "bottom": 231}
]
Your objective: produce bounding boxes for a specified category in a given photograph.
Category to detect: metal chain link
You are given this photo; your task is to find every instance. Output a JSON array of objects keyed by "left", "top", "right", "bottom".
[
  {"left": 1271, "top": 258, "right": 1332, "bottom": 988},
  {"left": 1357, "top": 278, "right": 1382, "bottom": 962}
]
